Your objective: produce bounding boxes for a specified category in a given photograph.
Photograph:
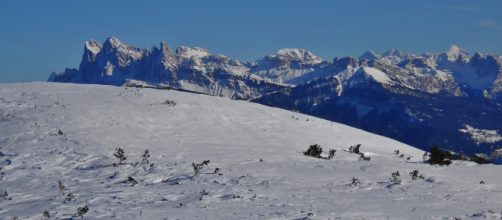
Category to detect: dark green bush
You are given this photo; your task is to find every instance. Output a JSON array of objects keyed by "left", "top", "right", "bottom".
[{"left": 303, "top": 144, "right": 323, "bottom": 158}]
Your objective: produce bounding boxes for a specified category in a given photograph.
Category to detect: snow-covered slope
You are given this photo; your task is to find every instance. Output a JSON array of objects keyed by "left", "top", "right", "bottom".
[{"left": 1, "top": 83, "right": 501, "bottom": 219}]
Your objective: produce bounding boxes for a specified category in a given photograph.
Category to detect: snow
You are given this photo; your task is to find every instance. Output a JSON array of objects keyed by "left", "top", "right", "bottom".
[
  {"left": 459, "top": 125, "right": 502, "bottom": 145},
  {"left": 446, "top": 45, "right": 469, "bottom": 62},
  {"left": 336, "top": 66, "right": 393, "bottom": 92},
  {"left": 360, "top": 67, "right": 392, "bottom": 84},
  {"left": 1, "top": 82, "right": 502, "bottom": 219},
  {"left": 84, "top": 40, "right": 101, "bottom": 55},
  {"left": 274, "top": 48, "right": 322, "bottom": 64},
  {"left": 176, "top": 46, "right": 211, "bottom": 59}
]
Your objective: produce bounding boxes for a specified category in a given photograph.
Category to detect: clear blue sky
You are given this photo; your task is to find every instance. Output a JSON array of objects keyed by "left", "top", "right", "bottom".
[{"left": 1, "top": 0, "right": 501, "bottom": 82}]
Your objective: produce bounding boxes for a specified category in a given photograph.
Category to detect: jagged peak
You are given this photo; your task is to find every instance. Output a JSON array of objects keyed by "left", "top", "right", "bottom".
[{"left": 103, "top": 36, "right": 125, "bottom": 49}]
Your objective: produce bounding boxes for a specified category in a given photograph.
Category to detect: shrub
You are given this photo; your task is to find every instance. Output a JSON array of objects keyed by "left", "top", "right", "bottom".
[
  {"left": 58, "top": 180, "right": 66, "bottom": 195},
  {"left": 328, "top": 149, "right": 336, "bottom": 160},
  {"left": 42, "top": 210, "right": 50, "bottom": 218},
  {"left": 128, "top": 176, "right": 138, "bottom": 186},
  {"left": 65, "top": 193, "right": 75, "bottom": 202},
  {"left": 393, "top": 150, "right": 400, "bottom": 155},
  {"left": 350, "top": 177, "right": 361, "bottom": 186},
  {"left": 162, "top": 99, "right": 177, "bottom": 106},
  {"left": 192, "top": 160, "right": 210, "bottom": 176},
  {"left": 76, "top": 205, "right": 89, "bottom": 217},
  {"left": 390, "top": 171, "right": 401, "bottom": 185},
  {"left": 113, "top": 148, "right": 127, "bottom": 165},
  {"left": 1, "top": 191, "right": 11, "bottom": 200},
  {"left": 409, "top": 169, "right": 424, "bottom": 180},
  {"left": 428, "top": 146, "right": 451, "bottom": 165},
  {"left": 348, "top": 144, "right": 361, "bottom": 154},
  {"left": 303, "top": 144, "right": 323, "bottom": 158},
  {"left": 140, "top": 150, "right": 150, "bottom": 165},
  {"left": 359, "top": 153, "right": 371, "bottom": 161}
]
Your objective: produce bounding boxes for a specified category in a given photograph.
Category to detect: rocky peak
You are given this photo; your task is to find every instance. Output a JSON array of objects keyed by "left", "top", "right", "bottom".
[{"left": 103, "top": 36, "right": 124, "bottom": 50}]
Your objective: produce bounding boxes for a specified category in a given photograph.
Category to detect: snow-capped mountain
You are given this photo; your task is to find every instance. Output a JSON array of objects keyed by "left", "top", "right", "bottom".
[
  {"left": 49, "top": 37, "right": 285, "bottom": 100},
  {"left": 49, "top": 39, "right": 502, "bottom": 156},
  {"left": 249, "top": 48, "right": 329, "bottom": 85},
  {"left": 2, "top": 82, "right": 502, "bottom": 219}
]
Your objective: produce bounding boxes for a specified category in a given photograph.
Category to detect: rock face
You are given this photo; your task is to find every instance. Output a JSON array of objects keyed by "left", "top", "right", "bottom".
[{"left": 49, "top": 39, "right": 502, "bottom": 155}]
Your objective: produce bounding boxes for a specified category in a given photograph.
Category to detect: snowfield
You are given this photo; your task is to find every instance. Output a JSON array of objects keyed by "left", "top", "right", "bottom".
[{"left": 0, "top": 83, "right": 501, "bottom": 219}]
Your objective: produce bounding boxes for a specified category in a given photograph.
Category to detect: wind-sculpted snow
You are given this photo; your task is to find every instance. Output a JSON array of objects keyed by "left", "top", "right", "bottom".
[{"left": 1, "top": 83, "right": 502, "bottom": 219}]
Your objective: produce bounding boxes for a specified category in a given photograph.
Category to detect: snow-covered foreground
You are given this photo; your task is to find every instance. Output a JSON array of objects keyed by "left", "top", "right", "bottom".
[{"left": 0, "top": 83, "right": 501, "bottom": 219}]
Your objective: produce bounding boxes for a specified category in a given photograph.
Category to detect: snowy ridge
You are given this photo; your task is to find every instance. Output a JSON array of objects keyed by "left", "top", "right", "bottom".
[{"left": 1, "top": 83, "right": 502, "bottom": 219}]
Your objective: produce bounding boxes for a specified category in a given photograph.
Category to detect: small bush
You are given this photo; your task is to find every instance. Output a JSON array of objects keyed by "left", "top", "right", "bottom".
[
  {"left": 348, "top": 144, "right": 361, "bottom": 154},
  {"left": 1, "top": 191, "right": 11, "bottom": 200},
  {"left": 390, "top": 171, "right": 401, "bottom": 185},
  {"left": 409, "top": 169, "right": 424, "bottom": 180},
  {"left": 113, "top": 148, "right": 127, "bottom": 165},
  {"left": 350, "top": 177, "right": 361, "bottom": 186},
  {"left": 192, "top": 160, "right": 210, "bottom": 176},
  {"left": 303, "top": 144, "right": 323, "bottom": 158},
  {"left": 76, "top": 205, "right": 89, "bottom": 218},
  {"left": 128, "top": 176, "right": 138, "bottom": 186},
  {"left": 327, "top": 149, "right": 336, "bottom": 160},
  {"left": 65, "top": 193, "right": 75, "bottom": 202},
  {"left": 358, "top": 153, "right": 371, "bottom": 161},
  {"left": 42, "top": 210, "right": 51, "bottom": 218},
  {"left": 428, "top": 146, "right": 451, "bottom": 165},
  {"left": 162, "top": 99, "right": 177, "bottom": 106},
  {"left": 140, "top": 150, "right": 150, "bottom": 165},
  {"left": 393, "top": 150, "right": 400, "bottom": 155},
  {"left": 58, "top": 180, "right": 66, "bottom": 195}
]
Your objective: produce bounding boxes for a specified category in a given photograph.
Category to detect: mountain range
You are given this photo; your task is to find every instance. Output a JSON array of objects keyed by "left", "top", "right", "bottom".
[{"left": 49, "top": 37, "right": 502, "bottom": 157}]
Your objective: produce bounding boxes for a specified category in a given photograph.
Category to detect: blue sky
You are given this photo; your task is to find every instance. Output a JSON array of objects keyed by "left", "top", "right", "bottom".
[{"left": 1, "top": 0, "right": 501, "bottom": 82}]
